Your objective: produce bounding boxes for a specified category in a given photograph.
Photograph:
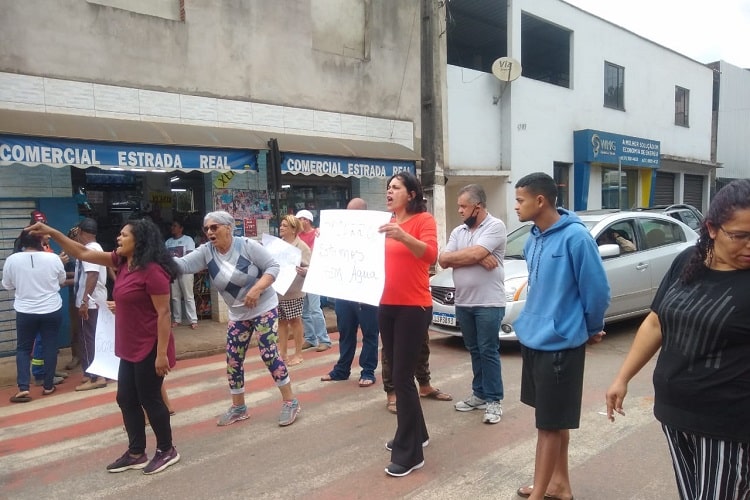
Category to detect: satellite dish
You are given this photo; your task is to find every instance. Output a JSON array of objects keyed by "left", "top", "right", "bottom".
[{"left": 492, "top": 57, "right": 522, "bottom": 82}]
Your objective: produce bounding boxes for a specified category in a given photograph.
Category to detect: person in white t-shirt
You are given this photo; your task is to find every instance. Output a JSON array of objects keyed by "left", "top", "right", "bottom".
[
  {"left": 73, "top": 218, "right": 109, "bottom": 392},
  {"left": 165, "top": 220, "right": 198, "bottom": 329}
]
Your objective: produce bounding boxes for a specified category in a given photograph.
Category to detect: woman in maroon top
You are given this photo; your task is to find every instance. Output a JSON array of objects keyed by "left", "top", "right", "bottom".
[{"left": 29, "top": 218, "right": 181, "bottom": 475}]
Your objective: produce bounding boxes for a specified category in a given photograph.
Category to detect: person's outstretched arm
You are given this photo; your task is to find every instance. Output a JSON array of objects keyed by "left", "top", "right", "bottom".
[{"left": 27, "top": 222, "right": 112, "bottom": 267}]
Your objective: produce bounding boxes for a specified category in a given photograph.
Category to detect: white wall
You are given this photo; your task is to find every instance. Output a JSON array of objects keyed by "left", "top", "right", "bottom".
[
  {"left": 715, "top": 61, "right": 750, "bottom": 180},
  {"left": 446, "top": 66, "right": 504, "bottom": 169},
  {"left": 442, "top": 0, "right": 715, "bottom": 226}
]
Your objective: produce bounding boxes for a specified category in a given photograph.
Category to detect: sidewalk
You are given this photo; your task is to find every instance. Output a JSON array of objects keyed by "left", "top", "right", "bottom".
[{"left": 0, "top": 306, "right": 337, "bottom": 389}]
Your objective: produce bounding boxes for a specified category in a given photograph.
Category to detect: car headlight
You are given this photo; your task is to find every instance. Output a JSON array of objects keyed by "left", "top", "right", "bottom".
[{"left": 504, "top": 276, "right": 528, "bottom": 302}]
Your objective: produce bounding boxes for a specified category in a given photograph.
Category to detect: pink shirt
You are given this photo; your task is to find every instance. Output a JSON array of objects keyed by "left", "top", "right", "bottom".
[
  {"left": 111, "top": 252, "right": 176, "bottom": 365},
  {"left": 298, "top": 229, "right": 316, "bottom": 250}
]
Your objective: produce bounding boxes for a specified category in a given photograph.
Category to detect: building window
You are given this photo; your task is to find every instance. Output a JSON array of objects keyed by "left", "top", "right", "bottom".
[
  {"left": 602, "top": 167, "right": 637, "bottom": 209},
  {"left": 521, "top": 13, "right": 571, "bottom": 88},
  {"left": 604, "top": 62, "right": 625, "bottom": 110},
  {"left": 675, "top": 86, "right": 690, "bottom": 127},
  {"left": 553, "top": 162, "right": 571, "bottom": 208}
]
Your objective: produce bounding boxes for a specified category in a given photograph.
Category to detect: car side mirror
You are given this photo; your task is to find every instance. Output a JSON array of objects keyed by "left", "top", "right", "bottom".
[{"left": 598, "top": 244, "right": 621, "bottom": 258}]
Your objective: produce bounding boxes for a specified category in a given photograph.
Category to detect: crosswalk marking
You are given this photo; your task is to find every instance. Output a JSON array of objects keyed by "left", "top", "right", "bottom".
[{"left": 0, "top": 339, "right": 676, "bottom": 499}]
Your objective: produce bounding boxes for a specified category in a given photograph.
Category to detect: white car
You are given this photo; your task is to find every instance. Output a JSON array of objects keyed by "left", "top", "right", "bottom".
[{"left": 430, "top": 211, "right": 698, "bottom": 342}]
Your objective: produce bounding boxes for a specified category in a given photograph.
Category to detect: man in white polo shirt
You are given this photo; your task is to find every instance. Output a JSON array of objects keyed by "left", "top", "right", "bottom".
[{"left": 438, "top": 184, "right": 507, "bottom": 424}]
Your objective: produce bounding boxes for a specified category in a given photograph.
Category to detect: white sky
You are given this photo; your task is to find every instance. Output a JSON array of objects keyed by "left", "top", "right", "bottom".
[{"left": 565, "top": 0, "right": 750, "bottom": 68}]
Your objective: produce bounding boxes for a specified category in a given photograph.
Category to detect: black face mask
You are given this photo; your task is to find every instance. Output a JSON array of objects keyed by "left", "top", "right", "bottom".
[{"left": 464, "top": 206, "right": 480, "bottom": 228}]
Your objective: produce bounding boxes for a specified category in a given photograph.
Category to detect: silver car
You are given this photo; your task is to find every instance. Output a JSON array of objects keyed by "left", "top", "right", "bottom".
[{"left": 430, "top": 211, "right": 698, "bottom": 342}]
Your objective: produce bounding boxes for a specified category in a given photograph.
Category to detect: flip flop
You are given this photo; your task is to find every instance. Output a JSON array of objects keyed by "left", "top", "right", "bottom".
[
  {"left": 517, "top": 485, "right": 573, "bottom": 500},
  {"left": 420, "top": 388, "right": 453, "bottom": 401},
  {"left": 287, "top": 358, "right": 303, "bottom": 366},
  {"left": 358, "top": 378, "right": 375, "bottom": 387},
  {"left": 320, "top": 374, "right": 346, "bottom": 382},
  {"left": 10, "top": 391, "right": 32, "bottom": 403},
  {"left": 42, "top": 386, "right": 56, "bottom": 396}
]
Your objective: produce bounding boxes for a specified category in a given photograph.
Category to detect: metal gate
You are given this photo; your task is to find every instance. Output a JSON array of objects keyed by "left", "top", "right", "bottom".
[
  {"left": 683, "top": 174, "right": 704, "bottom": 210},
  {"left": 653, "top": 172, "right": 675, "bottom": 205}
]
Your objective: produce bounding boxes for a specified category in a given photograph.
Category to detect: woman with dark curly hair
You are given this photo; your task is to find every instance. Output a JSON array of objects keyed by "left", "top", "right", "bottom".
[
  {"left": 28, "top": 217, "right": 181, "bottom": 475},
  {"left": 606, "top": 178, "right": 750, "bottom": 500}
]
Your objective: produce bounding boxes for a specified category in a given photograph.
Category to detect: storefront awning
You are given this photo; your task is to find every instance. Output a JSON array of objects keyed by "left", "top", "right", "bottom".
[{"left": 0, "top": 109, "right": 421, "bottom": 173}]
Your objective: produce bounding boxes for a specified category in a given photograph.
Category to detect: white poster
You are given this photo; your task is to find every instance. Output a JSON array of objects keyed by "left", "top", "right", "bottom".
[
  {"left": 86, "top": 302, "right": 121, "bottom": 380},
  {"left": 302, "top": 209, "right": 391, "bottom": 306},
  {"left": 261, "top": 233, "right": 302, "bottom": 296}
]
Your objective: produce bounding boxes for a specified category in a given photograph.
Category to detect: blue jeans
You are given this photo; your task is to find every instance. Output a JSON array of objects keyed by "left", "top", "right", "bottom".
[
  {"left": 455, "top": 306, "right": 504, "bottom": 402},
  {"left": 302, "top": 293, "right": 330, "bottom": 346},
  {"left": 15, "top": 309, "right": 62, "bottom": 391},
  {"left": 329, "top": 299, "right": 379, "bottom": 381}
]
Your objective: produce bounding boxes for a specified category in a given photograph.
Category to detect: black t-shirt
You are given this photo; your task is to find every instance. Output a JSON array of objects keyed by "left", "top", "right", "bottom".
[{"left": 651, "top": 247, "right": 750, "bottom": 442}]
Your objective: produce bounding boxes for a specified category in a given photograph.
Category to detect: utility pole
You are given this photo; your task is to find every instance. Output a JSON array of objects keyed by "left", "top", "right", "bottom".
[{"left": 421, "top": 0, "right": 448, "bottom": 249}]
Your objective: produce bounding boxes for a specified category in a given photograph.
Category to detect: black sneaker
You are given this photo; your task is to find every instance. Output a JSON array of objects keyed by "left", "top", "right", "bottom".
[
  {"left": 142, "top": 447, "right": 180, "bottom": 475},
  {"left": 385, "top": 461, "right": 424, "bottom": 477},
  {"left": 385, "top": 439, "right": 429, "bottom": 452},
  {"left": 106, "top": 451, "right": 148, "bottom": 472}
]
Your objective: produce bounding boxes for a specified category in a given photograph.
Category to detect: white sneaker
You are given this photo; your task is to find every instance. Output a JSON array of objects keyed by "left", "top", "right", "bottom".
[
  {"left": 454, "top": 394, "right": 487, "bottom": 412},
  {"left": 483, "top": 401, "right": 503, "bottom": 424}
]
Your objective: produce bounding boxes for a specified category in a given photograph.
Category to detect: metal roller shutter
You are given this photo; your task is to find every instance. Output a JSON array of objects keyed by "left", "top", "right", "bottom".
[
  {"left": 684, "top": 175, "right": 704, "bottom": 210},
  {"left": 654, "top": 172, "right": 675, "bottom": 205},
  {"left": 0, "top": 200, "right": 38, "bottom": 356}
]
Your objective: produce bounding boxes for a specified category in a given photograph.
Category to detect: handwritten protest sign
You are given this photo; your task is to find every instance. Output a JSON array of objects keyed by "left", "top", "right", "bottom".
[
  {"left": 261, "top": 233, "right": 302, "bottom": 296},
  {"left": 302, "top": 209, "right": 391, "bottom": 306},
  {"left": 87, "top": 302, "right": 120, "bottom": 380}
]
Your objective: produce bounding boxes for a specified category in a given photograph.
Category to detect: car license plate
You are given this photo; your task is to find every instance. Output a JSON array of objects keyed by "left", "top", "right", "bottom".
[{"left": 432, "top": 312, "right": 456, "bottom": 327}]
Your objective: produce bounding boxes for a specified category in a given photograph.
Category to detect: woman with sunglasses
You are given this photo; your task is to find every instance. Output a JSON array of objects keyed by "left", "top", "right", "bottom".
[
  {"left": 606, "top": 178, "right": 750, "bottom": 500},
  {"left": 27, "top": 217, "right": 180, "bottom": 475},
  {"left": 173, "top": 211, "right": 300, "bottom": 427}
]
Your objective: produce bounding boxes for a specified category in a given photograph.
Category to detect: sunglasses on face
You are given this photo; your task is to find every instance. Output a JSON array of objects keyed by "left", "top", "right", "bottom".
[{"left": 203, "top": 224, "right": 223, "bottom": 234}]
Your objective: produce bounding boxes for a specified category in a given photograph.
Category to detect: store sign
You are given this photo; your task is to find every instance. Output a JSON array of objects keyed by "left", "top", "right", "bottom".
[
  {"left": 280, "top": 153, "right": 415, "bottom": 178},
  {"left": 574, "top": 129, "right": 660, "bottom": 168},
  {"left": 0, "top": 135, "right": 258, "bottom": 171}
]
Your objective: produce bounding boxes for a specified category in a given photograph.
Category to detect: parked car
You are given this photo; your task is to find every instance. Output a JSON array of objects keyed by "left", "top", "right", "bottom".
[
  {"left": 635, "top": 204, "right": 704, "bottom": 232},
  {"left": 430, "top": 211, "right": 698, "bottom": 342}
]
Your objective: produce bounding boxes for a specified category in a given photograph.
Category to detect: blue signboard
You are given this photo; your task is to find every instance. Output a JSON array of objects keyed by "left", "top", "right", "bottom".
[
  {"left": 281, "top": 152, "right": 415, "bottom": 178},
  {"left": 0, "top": 135, "right": 258, "bottom": 171},
  {"left": 574, "top": 129, "right": 660, "bottom": 168}
]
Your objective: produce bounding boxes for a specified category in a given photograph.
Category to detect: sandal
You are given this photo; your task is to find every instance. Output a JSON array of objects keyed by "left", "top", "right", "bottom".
[
  {"left": 10, "top": 391, "right": 32, "bottom": 403},
  {"left": 358, "top": 378, "right": 375, "bottom": 387},
  {"left": 42, "top": 386, "right": 56, "bottom": 396},
  {"left": 386, "top": 400, "right": 397, "bottom": 414}
]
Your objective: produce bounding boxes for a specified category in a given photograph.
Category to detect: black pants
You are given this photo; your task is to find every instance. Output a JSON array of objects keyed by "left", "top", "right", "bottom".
[
  {"left": 117, "top": 345, "right": 172, "bottom": 454},
  {"left": 379, "top": 304, "right": 432, "bottom": 468}
]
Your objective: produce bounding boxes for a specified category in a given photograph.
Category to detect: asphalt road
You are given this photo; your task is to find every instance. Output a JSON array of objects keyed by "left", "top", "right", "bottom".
[{"left": 0, "top": 318, "right": 678, "bottom": 499}]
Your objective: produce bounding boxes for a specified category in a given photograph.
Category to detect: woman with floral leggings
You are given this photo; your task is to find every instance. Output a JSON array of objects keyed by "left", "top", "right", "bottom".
[{"left": 174, "top": 210, "right": 300, "bottom": 427}]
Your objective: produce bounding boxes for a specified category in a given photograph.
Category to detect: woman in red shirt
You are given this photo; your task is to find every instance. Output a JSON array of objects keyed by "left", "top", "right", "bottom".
[
  {"left": 378, "top": 171, "right": 438, "bottom": 477},
  {"left": 29, "top": 218, "right": 181, "bottom": 476}
]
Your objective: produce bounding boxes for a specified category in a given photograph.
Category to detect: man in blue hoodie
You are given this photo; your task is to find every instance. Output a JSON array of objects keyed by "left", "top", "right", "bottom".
[{"left": 513, "top": 173, "right": 610, "bottom": 500}]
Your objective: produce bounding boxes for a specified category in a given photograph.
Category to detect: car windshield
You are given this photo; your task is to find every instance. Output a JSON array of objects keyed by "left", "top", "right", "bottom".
[{"left": 505, "top": 224, "right": 531, "bottom": 259}]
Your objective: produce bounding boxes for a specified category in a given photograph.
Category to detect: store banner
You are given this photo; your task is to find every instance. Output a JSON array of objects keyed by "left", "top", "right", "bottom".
[
  {"left": 0, "top": 135, "right": 258, "bottom": 171},
  {"left": 281, "top": 152, "right": 415, "bottom": 178},
  {"left": 303, "top": 209, "right": 392, "bottom": 306},
  {"left": 574, "top": 129, "right": 660, "bottom": 168}
]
